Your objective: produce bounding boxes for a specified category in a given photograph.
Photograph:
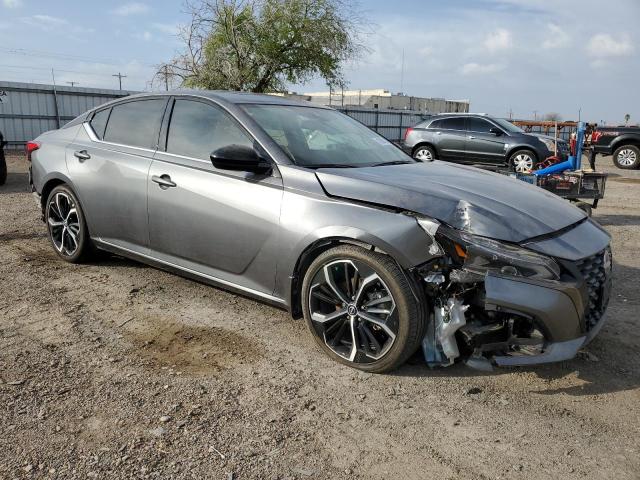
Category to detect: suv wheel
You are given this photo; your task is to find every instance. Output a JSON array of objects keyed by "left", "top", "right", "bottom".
[
  {"left": 301, "top": 245, "right": 424, "bottom": 373},
  {"left": 45, "top": 185, "right": 91, "bottom": 263},
  {"left": 613, "top": 145, "right": 640, "bottom": 169},
  {"left": 413, "top": 145, "right": 436, "bottom": 162},
  {"left": 509, "top": 150, "right": 537, "bottom": 173}
]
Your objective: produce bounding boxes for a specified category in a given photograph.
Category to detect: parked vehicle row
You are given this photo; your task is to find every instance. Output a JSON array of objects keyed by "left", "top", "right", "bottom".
[
  {"left": 29, "top": 92, "right": 612, "bottom": 372},
  {"left": 403, "top": 113, "right": 569, "bottom": 172}
]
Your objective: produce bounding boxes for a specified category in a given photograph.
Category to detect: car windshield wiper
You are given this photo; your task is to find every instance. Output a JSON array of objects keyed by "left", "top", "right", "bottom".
[{"left": 369, "top": 160, "right": 414, "bottom": 167}]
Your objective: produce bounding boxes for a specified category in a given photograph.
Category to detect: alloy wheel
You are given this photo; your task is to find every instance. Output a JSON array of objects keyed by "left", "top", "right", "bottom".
[
  {"left": 307, "top": 259, "right": 398, "bottom": 363},
  {"left": 414, "top": 148, "right": 433, "bottom": 162},
  {"left": 617, "top": 148, "right": 637, "bottom": 167},
  {"left": 513, "top": 153, "right": 534, "bottom": 173},
  {"left": 47, "top": 191, "right": 81, "bottom": 257}
]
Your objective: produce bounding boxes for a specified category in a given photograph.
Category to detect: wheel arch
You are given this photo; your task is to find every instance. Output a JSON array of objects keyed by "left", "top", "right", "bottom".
[
  {"left": 411, "top": 142, "right": 438, "bottom": 157},
  {"left": 40, "top": 175, "right": 73, "bottom": 213},
  {"left": 611, "top": 138, "right": 640, "bottom": 152},
  {"left": 506, "top": 145, "right": 539, "bottom": 161}
]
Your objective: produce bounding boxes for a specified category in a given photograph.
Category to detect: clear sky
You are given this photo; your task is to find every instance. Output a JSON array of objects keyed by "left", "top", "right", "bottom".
[{"left": 0, "top": 0, "right": 638, "bottom": 123}]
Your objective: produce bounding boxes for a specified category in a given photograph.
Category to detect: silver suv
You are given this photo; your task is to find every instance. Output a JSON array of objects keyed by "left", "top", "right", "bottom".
[
  {"left": 404, "top": 113, "right": 568, "bottom": 172},
  {"left": 29, "top": 92, "right": 611, "bottom": 372}
]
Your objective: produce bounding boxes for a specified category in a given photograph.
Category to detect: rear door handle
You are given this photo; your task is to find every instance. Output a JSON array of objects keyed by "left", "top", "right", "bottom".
[
  {"left": 74, "top": 150, "right": 91, "bottom": 161},
  {"left": 152, "top": 174, "right": 177, "bottom": 189}
]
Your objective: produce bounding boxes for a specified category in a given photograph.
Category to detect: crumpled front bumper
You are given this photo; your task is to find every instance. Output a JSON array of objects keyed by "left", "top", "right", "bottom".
[{"left": 483, "top": 271, "right": 611, "bottom": 366}]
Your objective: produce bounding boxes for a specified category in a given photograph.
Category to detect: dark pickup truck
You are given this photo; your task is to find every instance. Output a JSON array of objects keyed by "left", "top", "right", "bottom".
[{"left": 592, "top": 126, "right": 640, "bottom": 169}]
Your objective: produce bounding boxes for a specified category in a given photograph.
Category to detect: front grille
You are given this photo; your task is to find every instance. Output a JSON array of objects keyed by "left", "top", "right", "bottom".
[{"left": 574, "top": 248, "right": 612, "bottom": 330}]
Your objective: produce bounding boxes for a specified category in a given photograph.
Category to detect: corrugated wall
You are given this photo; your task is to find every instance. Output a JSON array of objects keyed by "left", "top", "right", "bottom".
[
  {"left": 0, "top": 81, "right": 135, "bottom": 149},
  {"left": 336, "top": 107, "right": 429, "bottom": 142}
]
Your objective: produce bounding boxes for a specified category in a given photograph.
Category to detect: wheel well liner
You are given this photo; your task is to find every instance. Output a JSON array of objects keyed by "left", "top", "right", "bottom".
[{"left": 40, "top": 178, "right": 66, "bottom": 212}]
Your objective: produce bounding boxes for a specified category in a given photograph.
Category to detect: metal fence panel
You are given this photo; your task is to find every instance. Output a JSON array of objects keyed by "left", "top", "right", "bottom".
[
  {"left": 336, "top": 107, "right": 429, "bottom": 142},
  {"left": 0, "top": 81, "right": 134, "bottom": 148}
]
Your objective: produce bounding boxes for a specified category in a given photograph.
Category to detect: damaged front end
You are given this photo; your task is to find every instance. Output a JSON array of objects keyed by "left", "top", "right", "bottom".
[{"left": 413, "top": 218, "right": 612, "bottom": 370}]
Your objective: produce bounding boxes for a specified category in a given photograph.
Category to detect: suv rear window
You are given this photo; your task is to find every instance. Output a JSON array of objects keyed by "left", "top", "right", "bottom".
[{"left": 103, "top": 99, "right": 166, "bottom": 149}]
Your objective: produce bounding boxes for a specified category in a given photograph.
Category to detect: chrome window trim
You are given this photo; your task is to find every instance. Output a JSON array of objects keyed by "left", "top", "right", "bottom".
[
  {"left": 97, "top": 239, "right": 286, "bottom": 305},
  {"left": 83, "top": 122, "right": 157, "bottom": 154}
]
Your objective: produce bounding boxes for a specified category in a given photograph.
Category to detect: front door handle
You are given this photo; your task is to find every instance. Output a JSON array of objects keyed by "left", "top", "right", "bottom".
[
  {"left": 74, "top": 150, "right": 91, "bottom": 161},
  {"left": 468, "top": 136, "right": 476, "bottom": 139},
  {"left": 152, "top": 174, "right": 177, "bottom": 189}
]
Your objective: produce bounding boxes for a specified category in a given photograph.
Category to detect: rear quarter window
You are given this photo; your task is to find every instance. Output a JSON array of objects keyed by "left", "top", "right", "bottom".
[{"left": 89, "top": 108, "right": 110, "bottom": 140}]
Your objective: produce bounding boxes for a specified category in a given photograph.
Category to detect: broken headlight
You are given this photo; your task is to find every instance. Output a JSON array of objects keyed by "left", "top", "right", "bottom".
[{"left": 438, "top": 227, "right": 561, "bottom": 281}]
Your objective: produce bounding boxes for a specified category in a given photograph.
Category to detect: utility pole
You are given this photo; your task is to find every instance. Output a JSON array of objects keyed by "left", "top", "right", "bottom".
[
  {"left": 66, "top": 81, "right": 79, "bottom": 87},
  {"left": 112, "top": 72, "right": 127, "bottom": 91},
  {"left": 578, "top": 107, "right": 582, "bottom": 122},
  {"left": 400, "top": 48, "right": 405, "bottom": 94},
  {"left": 508, "top": 107, "right": 513, "bottom": 120},
  {"left": 533, "top": 110, "right": 538, "bottom": 121}
]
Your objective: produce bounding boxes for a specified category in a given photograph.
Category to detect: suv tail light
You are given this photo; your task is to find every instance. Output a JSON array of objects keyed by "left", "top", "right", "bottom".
[
  {"left": 404, "top": 127, "right": 414, "bottom": 141},
  {"left": 26, "top": 141, "right": 40, "bottom": 162}
]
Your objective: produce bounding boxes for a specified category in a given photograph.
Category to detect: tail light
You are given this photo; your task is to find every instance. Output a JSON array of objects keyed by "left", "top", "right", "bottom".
[
  {"left": 26, "top": 141, "right": 40, "bottom": 162},
  {"left": 404, "top": 127, "right": 414, "bottom": 141}
]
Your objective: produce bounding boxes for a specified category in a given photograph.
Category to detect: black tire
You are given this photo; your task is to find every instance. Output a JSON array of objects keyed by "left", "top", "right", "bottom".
[
  {"left": 45, "top": 185, "right": 91, "bottom": 263},
  {"left": 508, "top": 149, "right": 538, "bottom": 173},
  {"left": 413, "top": 145, "right": 437, "bottom": 162},
  {"left": 0, "top": 151, "right": 6, "bottom": 186},
  {"left": 612, "top": 145, "right": 640, "bottom": 169},
  {"left": 301, "top": 245, "right": 425, "bottom": 373}
]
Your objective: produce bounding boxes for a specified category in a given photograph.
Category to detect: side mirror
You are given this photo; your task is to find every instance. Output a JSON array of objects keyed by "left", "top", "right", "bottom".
[
  {"left": 210, "top": 144, "right": 271, "bottom": 174},
  {"left": 489, "top": 127, "right": 503, "bottom": 136}
]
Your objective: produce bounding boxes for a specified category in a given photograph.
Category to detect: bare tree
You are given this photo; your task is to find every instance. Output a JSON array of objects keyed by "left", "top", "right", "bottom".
[
  {"left": 544, "top": 112, "right": 562, "bottom": 122},
  {"left": 166, "top": 0, "right": 369, "bottom": 92}
]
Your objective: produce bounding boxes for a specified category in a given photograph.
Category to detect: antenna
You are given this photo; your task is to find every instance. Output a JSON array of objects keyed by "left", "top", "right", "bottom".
[{"left": 400, "top": 48, "right": 405, "bottom": 94}]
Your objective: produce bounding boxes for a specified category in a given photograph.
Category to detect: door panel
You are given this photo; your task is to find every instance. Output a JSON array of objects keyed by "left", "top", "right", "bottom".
[
  {"left": 147, "top": 98, "right": 283, "bottom": 296},
  {"left": 147, "top": 156, "right": 283, "bottom": 295},
  {"left": 430, "top": 117, "right": 467, "bottom": 162},
  {"left": 465, "top": 118, "right": 508, "bottom": 163},
  {"left": 66, "top": 124, "right": 153, "bottom": 251}
]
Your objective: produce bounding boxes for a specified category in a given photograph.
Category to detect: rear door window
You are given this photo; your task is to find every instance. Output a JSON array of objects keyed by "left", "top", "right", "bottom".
[
  {"left": 89, "top": 108, "right": 110, "bottom": 140},
  {"left": 438, "top": 117, "right": 467, "bottom": 131},
  {"left": 103, "top": 99, "right": 166, "bottom": 149},
  {"left": 166, "top": 99, "right": 254, "bottom": 161}
]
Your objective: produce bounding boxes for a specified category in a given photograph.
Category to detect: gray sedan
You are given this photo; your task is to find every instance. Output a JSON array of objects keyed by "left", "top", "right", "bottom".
[{"left": 29, "top": 91, "right": 612, "bottom": 372}]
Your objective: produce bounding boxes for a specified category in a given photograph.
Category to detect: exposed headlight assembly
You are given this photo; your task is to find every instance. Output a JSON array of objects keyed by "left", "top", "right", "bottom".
[{"left": 437, "top": 227, "right": 561, "bottom": 281}]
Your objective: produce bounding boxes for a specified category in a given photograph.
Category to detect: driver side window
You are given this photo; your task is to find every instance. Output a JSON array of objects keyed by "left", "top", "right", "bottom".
[{"left": 166, "top": 99, "right": 254, "bottom": 161}]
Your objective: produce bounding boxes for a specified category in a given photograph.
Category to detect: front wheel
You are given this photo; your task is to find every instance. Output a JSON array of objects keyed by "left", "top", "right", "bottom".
[
  {"left": 45, "top": 185, "right": 91, "bottom": 263},
  {"left": 613, "top": 145, "right": 640, "bottom": 169},
  {"left": 301, "top": 245, "right": 424, "bottom": 373},
  {"left": 508, "top": 150, "right": 538, "bottom": 173}
]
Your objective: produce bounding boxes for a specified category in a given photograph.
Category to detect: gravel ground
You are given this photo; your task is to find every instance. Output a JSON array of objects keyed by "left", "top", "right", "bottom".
[{"left": 1, "top": 152, "right": 639, "bottom": 480}]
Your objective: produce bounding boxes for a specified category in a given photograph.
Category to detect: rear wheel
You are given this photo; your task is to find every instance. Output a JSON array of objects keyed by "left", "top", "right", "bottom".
[
  {"left": 45, "top": 185, "right": 91, "bottom": 263},
  {"left": 301, "top": 245, "right": 424, "bottom": 373},
  {"left": 509, "top": 150, "right": 538, "bottom": 173},
  {"left": 613, "top": 145, "right": 640, "bottom": 169},
  {"left": 413, "top": 145, "right": 436, "bottom": 162}
]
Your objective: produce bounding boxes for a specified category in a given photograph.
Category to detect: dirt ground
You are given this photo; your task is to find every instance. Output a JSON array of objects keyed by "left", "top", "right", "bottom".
[{"left": 1, "top": 151, "right": 639, "bottom": 480}]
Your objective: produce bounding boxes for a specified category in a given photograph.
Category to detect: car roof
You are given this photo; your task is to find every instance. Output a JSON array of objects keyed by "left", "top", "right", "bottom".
[{"left": 119, "top": 90, "right": 326, "bottom": 108}]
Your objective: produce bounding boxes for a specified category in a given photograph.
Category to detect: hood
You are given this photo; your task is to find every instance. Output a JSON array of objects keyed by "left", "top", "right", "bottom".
[{"left": 315, "top": 161, "right": 586, "bottom": 243}]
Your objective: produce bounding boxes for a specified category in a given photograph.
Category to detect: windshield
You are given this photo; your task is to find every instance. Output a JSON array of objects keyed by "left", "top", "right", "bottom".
[
  {"left": 493, "top": 118, "right": 525, "bottom": 134},
  {"left": 242, "top": 105, "right": 414, "bottom": 168}
]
